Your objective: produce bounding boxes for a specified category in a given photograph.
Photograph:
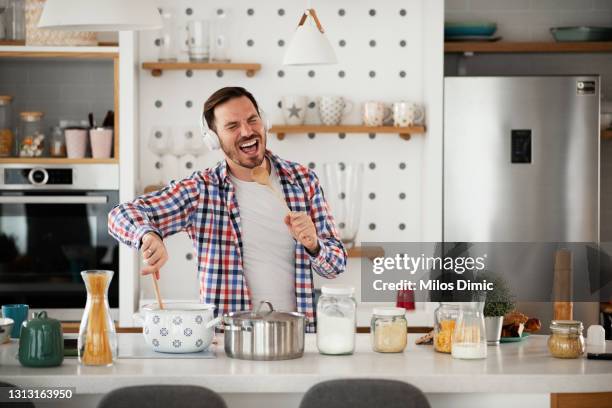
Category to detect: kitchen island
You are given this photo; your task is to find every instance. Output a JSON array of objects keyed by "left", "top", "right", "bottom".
[{"left": 1, "top": 333, "right": 611, "bottom": 408}]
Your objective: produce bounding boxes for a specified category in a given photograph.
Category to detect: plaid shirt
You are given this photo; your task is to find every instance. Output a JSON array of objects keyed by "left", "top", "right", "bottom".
[{"left": 108, "top": 151, "right": 346, "bottom": 332}]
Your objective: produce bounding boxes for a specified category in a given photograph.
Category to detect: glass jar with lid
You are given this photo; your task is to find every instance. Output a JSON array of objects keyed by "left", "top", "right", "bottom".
[
  {"left": 548, "top": 320, "right": 585, "bottom": 359},
  {"left": 18, "top": 111, "right": 45, "bottom": 157},
  {"left": 0, "top": 95, "right": 14, "bottom": 157},
  {"left": 371, "top": 307, "right": 407, "bottom": 353},
  {"left": 49, "top": 126, "right": 66, "bottom": 157},
  {"left": 316, "top": 285, "right": 356, "bottom": 355},
  {"left": 434, "top": 302, "right": 460, "bottom": 354}
]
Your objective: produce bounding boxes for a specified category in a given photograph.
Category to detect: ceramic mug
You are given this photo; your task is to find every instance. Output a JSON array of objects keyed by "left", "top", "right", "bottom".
[
  {"left": 318, "top": 96, "right": 353, "bottom": 126},
  {"left": 90, "top": 128, "right": 113, "bottom": 159},
  {"left": 363, "top": 101, "right": 393, "bottom": 126},
  {"left": 393, "top": 102, "right": 425, "bottom": 127},
  {"left": 65, "top": 128, "right": 88, "bottom": 158},
  {"left": 281, "top": 96, "right": 308, "bottom": 125},
  {"left": 1, "top": 304, "right": 28, "bottom": 338}
]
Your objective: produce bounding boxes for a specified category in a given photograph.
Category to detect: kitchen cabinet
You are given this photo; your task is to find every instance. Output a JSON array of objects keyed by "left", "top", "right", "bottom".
[
  {"left": 1, "top": 333, "right": 611, "bottom": 408},
  {"left": 0, "top": 45, "right": 120, "bottom": 164}
]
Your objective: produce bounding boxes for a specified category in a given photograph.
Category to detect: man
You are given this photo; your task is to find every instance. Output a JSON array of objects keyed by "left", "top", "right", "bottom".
[{"left": 108, "top": 86, "right": 346, "bottom": 332}]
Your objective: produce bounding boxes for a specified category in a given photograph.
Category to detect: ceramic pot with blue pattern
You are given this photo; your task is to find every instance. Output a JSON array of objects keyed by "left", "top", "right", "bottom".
[{"left": 134, "top": 302, "right": 220, "bottom": 353}]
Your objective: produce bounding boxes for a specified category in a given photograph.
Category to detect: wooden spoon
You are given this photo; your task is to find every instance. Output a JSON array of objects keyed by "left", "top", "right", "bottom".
[
  {"left": 251, "top": 166, "right": 290, "bottom": 211},
  {"left": 151, "top": 273, "right": 164, "bottom": 310}
]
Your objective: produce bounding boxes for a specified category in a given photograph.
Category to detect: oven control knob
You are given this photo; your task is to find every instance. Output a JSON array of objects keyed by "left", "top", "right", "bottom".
[{"left": 28, "top": 168, "right": 49, "bottom": 185}]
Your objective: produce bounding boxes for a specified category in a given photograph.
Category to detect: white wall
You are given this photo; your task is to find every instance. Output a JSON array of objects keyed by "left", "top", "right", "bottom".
[{"left": 129, "top": 0, "right": 443, "bottom": 311}]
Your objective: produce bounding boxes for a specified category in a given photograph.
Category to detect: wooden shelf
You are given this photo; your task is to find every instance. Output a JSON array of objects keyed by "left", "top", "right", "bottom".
[
  {"left": 0, "top": 40, "right": 25, "bottom": 46},
  {"left": 0, "top": 158, "right": 118, "bottom": 164},
  {"left": 445, "top": 41, "right": 612, "bottom": 54},
  {"left": 347, "top": 246, "right": 385, "bottom": 260},
  {"left": 0, "top": 45, "right": 118, "bottom": 59},
  {"left": 269, "top": 125, "right": 426, "bottom": 140},
  {"left": 602, "top": 130, "right": 612, "bottom": 140},
  {"left": 142, "top": 61, "right": 262, "bottom": 77}
]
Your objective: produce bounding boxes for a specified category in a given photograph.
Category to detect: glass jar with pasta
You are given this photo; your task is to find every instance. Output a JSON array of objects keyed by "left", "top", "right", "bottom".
[
  {"left": 548, "top": 320, "right": 585, "bottom": 359},
  {"left": 371, "top": 307, "right": 407, "bottom": 353},
  {"left": 434, "top": 302, "right": 460, "bottom": 353}
]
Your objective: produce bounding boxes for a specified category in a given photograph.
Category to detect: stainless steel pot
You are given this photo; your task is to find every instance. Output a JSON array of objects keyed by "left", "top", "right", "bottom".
[{"left": 223, "top": 301, "right": 305, "bottom": 360}]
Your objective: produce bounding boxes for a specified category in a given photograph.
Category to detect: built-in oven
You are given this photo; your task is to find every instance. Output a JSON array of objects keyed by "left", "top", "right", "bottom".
[{"left": 0, "top": 165, "right": 119, "bottom": 315}]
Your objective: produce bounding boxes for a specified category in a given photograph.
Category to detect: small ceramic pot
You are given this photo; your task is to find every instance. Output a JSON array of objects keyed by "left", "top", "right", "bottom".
[
  {"left": 485, "top": 316, "right": 504, "bottom": 345},
  {"left": 18, "top": 311, "right": 64, "bottom": 367}
]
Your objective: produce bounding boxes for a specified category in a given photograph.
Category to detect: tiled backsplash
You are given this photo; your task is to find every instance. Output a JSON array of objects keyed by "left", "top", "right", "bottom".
[{"left": 0, "top": 60, "right": 114, "bottom": 131}]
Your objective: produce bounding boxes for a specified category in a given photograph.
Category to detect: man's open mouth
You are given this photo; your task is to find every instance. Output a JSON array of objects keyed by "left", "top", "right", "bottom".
[{"left": 239, "top": 138, "right": 259, "bottom": 155}]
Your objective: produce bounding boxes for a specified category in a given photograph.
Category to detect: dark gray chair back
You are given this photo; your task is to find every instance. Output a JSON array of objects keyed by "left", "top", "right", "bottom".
[
  {"left": 299, "top": 379, "right": 430, "bottom": 408},
  {"left": 97, "top": 385, "right": 227, "bottom": 408},
  {"left": 0, "top": 382, "right": 35, "bottom": 408}
]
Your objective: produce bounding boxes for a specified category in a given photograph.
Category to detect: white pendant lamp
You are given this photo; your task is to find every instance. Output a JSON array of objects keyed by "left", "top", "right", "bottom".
[
  {"left": 283, "top": 8, "right": 337, "bottom": 65},
  {"left": 38, "top": 0, "right": 162, "bottom": 31}
]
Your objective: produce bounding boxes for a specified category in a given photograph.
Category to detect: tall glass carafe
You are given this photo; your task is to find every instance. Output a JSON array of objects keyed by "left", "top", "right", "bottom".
[
  {"left": 321, "top": 163, "right": 364, "bottom": 247},
  {"left": 451, "top": 301, "right": 487, "bottom": 359},
  {"left": 78, "top": 270, "right": 117, "bottom": 366}
]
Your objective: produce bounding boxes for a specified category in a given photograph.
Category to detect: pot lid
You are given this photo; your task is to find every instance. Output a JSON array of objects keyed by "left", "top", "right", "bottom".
[
  {"left": 226, "top": 301, "right": 304, "bottom": 323},
  {"left": 321, "top": 284, "right": 354, "bottom": 296},
  {"left": 550, "top": 320, "right": 583, "bottom": 334},
  {"left": 373, "top": 307, "right": 406, "bottom": 316},
  {"left": 20, "top": 111, "right": 44, "bottom": 121},
  {"left": 142, "top": 302, "right": 215, "bottom": 312}
]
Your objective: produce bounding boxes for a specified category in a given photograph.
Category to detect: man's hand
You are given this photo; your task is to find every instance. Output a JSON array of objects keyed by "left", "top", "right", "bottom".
[
  {"left": 140, "top": 232, "right": 168, "bottom": 279},
  {"left": 284, "top": 212, "right": 320, "bottom": 255}
]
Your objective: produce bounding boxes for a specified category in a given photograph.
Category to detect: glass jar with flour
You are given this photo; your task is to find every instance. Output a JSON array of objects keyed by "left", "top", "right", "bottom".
[{"left": 316, "top": 285, "right": 356, "bottom": 355}]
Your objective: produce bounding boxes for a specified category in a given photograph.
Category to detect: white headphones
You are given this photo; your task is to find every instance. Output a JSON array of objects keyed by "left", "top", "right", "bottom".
[{"left": 200, "top": 107, "right": 270, "bottom": 151}]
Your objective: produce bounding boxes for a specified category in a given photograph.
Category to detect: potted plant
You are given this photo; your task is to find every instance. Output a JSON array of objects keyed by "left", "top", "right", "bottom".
[{"left": 479, "top": 272, "right": 515, "bottom": 345}]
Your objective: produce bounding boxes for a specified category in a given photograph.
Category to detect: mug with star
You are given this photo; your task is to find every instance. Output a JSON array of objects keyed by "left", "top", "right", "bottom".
[{"left": 281, "top": 95, "right": 308, "bottom": 125}]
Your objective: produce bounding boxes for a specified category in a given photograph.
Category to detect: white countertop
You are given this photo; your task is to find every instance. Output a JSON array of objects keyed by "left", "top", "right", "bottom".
[{"left": 1, "top": 334, "right": 611, "bottom": 395}]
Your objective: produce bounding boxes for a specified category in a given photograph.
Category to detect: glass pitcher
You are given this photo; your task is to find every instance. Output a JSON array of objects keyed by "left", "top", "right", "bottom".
[
  {"left": 451, "top": 301, "right": 487, "bottom": 359},
  {"left": 78, "top": 270, "right": 117, "bottom": 366},
  {"left": 321, "top": 163, "right": 364, "bottom": 247}
]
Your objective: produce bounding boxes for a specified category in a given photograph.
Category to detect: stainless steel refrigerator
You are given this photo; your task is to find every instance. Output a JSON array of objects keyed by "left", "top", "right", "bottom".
[
  {"left": 444, "top": 76, "right": 599, "bottom": 243},
  {"left": 443, "top": 76, "right": 601, "bottom": 326}
]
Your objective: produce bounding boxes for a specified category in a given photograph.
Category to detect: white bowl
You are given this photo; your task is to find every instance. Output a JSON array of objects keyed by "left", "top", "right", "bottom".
[{"left": 0, "top": 318, "right": 14, "bottom": 344}]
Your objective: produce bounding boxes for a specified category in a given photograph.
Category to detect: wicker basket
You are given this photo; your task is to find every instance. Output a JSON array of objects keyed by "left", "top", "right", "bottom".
[{"left": 26, "top": 0, "right": 97, "bottom": 46}]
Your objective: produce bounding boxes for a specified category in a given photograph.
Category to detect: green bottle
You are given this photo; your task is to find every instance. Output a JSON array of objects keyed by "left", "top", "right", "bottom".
[{"left": 18, "top": 311, "right": 64, "bottom": 367}]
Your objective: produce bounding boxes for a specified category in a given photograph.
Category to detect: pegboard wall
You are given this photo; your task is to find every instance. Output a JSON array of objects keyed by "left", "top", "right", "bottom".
[{"left": 137, "top": 0, "right": 429, "bottom": 301}]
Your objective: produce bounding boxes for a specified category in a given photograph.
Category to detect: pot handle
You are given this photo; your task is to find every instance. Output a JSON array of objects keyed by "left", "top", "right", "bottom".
[
  {"left": 205, "top": 316, "right": 222, "bottom": 329},
  {"left": 254, "top": 300, "right": 274, "bottom": 315},
  {"left": 132, "top": 312, "right": 144, "bottom": 324}
]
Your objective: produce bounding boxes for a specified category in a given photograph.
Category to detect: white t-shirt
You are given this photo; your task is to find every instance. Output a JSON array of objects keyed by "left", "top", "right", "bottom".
[{"left": 229, "top": 167, "right": 297, "bottom": 312}]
